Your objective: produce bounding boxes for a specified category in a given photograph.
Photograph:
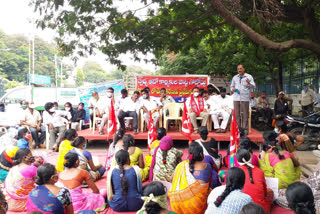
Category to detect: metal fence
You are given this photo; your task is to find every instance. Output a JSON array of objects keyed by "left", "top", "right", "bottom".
[{"left": 256, "top": 60, "right": 320, "bottom": 95}]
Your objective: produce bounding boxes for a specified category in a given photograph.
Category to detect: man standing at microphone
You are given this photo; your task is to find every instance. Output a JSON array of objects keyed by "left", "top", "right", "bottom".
[{"left": 230, "top": 64, "right": 255, "bottom": 135}]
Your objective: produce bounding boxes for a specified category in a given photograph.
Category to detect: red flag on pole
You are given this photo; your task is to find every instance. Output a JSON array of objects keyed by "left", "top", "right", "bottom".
[
  {"left": 107, "top": 100, "right": 117, "bottom": 140},
  {"left": 229, "top": 110, "right": 240, "bottom": 168},
  {"left": 147, "top": 111, "right": 157, "bottom": 150},
  {"left": 182, "top": 101, "right": 193, "bottom": 142}
]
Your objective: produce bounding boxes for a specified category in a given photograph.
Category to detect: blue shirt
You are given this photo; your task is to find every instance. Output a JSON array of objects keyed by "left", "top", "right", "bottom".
[
  {"left": 205, "top": 185, "right": 252, "bottom": 214},
  {"left": 17, "top": 138, "right": 29, "bottom": 149}
]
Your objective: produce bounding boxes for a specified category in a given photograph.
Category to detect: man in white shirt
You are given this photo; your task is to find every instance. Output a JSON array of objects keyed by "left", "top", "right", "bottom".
[
  {"left": 43, "top": 102, "right": 72, "bottom": 150},
  {"left": 211, "top": 88, "right": 233, "bottom": 133},
  {"left": 118, "top": 91, "right": 140, "bottom": 134},
  {"left": 95, "top": 87, "right": 115, "bottom": 135},
  {"left": 186, "top": 87, "right": 209, "bottom": 134},
  {"left": 140, "top": 89, "right": 162, "bottom": 128},
  {"left": 159, "top": 88, "right": 175, "bottom": 106},
  {"left": 88, "top": 90, "right": 100, "bottom": 127},
  {"left": 20, "top": 103, "right": 46, "bottom": 149},
  {"left": 249, "top": 93, "right": 257, "bottom": 109}
]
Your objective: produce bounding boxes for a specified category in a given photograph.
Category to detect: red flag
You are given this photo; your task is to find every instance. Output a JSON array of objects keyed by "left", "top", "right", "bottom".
[
  {"left": 147, "top": 111, "right": 157, "bottom": 150},
  {"left": 229, "top": 110, "right": 240, "bottom": 168},
  {"left": 182, "top": 101, "right": 193, "bottom": 142},
  {"left": 107, "top": 100, "right": 117, "bottom": 140}
]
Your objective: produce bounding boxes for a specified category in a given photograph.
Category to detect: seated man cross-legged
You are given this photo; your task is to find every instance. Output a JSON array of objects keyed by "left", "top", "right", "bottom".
[
  {"left": 186, "top": 87, "right": 209, "bottom": 134},
  {"left": 211, "top": 88, "right": 233, "bottom": 133},
  {"left": 20, "top": 103, "right": 46, "bottom": 149},
  {"left": 118, "top": 91, "right": 140, "bottom": 134}
]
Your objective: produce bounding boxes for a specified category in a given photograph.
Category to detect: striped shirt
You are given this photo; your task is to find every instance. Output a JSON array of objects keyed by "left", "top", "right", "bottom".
[{"left": 205, "top": 185, "right": 252, "bottom": 214}]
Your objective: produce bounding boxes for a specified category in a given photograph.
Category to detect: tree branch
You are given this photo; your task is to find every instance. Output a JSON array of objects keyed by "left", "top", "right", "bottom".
[{"left": 210, "top": 0, "right": 320, "bottom": 56}]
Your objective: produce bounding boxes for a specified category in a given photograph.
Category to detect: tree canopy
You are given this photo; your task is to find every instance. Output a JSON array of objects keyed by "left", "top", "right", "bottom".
[{"left": 32, "top": 0, "right": 320, "bottom": 69}]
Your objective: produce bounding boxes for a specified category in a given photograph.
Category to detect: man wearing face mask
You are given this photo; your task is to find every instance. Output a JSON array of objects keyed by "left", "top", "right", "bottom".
[
  {"left": 20, "top": 103, "right": 46, "bottom": 149},
  {"left": 71, "top": 102, "right": 86, "bottom": 131},
  {"left": 186, "top": 87, "right": 209, "bottom": 134},
  {"left": 274, "top": 91, "right": 289, "bottom": 119},
  {"left": 299, "top": 82, "right": 315, "bottom": 117},
  {"left": 43, "top": 102, "right": 72, "bottom": 150},
  {"left": 257, "top": 91, "right": 273, "bottom": 125},
  {"left": 115, "top": 89, "right": 130, "bottom": 129},
  {"left": 249, "top": 93, "right": 257, "bottom": 110},
  {"left": 140, "top": 89, "right": 162, "bottom": 128},
  {"left": 95, "top": 87, "right": 115, "bottom": 135},
  {"left": 118, "top": 91, "right": 140, "bottom": 134},
  {"left": 210, "top": 88, "right": 233, "bottom": 133},
  {"left": 89, "top": 90, "right": 100, "bottom": 127},
  {"left": 231, "top": 64, "right": 255, "bottom": 135}
]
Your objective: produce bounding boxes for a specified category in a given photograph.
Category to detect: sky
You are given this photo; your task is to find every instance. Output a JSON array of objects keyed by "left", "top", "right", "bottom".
[{"left": 0, "top": 0, "right": 158, "bottom": 73}]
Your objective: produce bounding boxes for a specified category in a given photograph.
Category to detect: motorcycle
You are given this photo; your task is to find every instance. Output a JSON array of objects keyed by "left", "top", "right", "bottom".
[{"left": 285, "top": 104, "right": 320, "bottom": 150}]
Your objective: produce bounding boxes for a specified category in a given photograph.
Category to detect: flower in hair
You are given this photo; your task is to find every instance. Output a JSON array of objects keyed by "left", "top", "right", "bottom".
[
  {"left": 216, "top": 197, "right": 222, "bottom": 202},
  {"left": 120, "top": 173, "right": 124, "bottom": 177},
  {"left": 189, "top": 154, "right": 193, "bottom": 160},
  {"left": 162, "top": 159, "right": 166, "bottom": 164}
]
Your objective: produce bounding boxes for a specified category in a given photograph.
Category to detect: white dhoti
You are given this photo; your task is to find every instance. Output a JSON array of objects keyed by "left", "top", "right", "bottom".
[{"left": 211, "top": 109, "right": 230, "bottom": 130}]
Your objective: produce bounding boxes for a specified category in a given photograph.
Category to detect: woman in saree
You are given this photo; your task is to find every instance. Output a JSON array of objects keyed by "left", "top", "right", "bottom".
[
  {"left": 113, "top": 134, "right": 150, "bottom": 181},
  {"left": 237, "top": 149, "right": 273, "bottom": 213},
  {"left": 3, "top": 148, "right": 37, "bottom": 211},
  {"left": 0, "top": 146, "right": 19, "bottom": 182},
  {"left": 106, "top": 129, "right": 124, "bottom": 171},
  {"left": 27, "top": 163, "right": 74, "bottom": 214},
  {"left": 259, "top": 141, "right": 301, "bottom": 189},
  {"left": 58, "top": 152, "right": 106, "bottom": 213},
  {"left": 168, "top": 141, "right": 212, "bottom": 214},
  {"left": 107, "top": 149, "right": 143, "bottom": 212},
  {"left": 149, "top": 136, "right": 183, "bottom": 189},
  {"left": 70, "top": 136, "right": 106, "bottom": 181},
  {"left": 56, "top": 129, "right": 77, "bottom": 172}
]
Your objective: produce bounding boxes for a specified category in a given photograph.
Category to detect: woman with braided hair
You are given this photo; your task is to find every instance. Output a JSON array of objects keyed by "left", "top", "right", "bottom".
[
  {"left": 168, "top": 141, "right": 212, "bottom": 214},
  {"left": 149, "top": 136, "right": 183, "bottom": 189},
  {"left": 205, "top": 167, "right": 252, "bottom": 214},
  {"left": 286, "top": 182, "right": 316, "bottom": 214},
  {"left": 259, "top": 141, "right": 301, "bottom": 189},
  {"left": 107, "top": 150, "right": 143, "bottom": 212},
  {"left": 236, "top": 149, "right": 273, "bottom": 213}
]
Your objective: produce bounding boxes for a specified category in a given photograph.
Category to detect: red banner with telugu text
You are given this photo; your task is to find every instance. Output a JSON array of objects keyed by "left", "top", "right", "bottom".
[{"left": 135, "top": 75, "right": 208, "bottom": 97}]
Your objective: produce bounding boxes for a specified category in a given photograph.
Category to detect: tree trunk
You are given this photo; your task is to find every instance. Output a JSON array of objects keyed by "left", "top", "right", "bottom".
[
  {"left": 278, "top": 61, "right": 283, "bottom": 92},
  {"left": 269, "top": 68, "right": 279, "bottom": 96},
  {"left": 210, "top": 0, "right": 320, "bottom": 56}
]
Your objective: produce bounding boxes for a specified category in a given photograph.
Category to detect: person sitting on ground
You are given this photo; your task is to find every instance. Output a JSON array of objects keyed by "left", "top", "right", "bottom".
[
  {"left": 107, "top": 150, "right": 144, "bottom": 212},
  {"left": 71, "top": 102, "right": 86, "bottom": 131},
  {"left": 274, "top": 91, "right": 289, "bottom": 120},
  {"left": 186, "top": 87, "right": 209, "bottom": 134},
  {"left": 0, "top": 146, "right": 19, "bottom": 182},
  {"left": 205, "top": 167, "right": 252, "bottom": 214},
  {"left": 118, "top": 91, "right": 140, "bottom": 134},
  {"left": 20, "top": 103, "right": 46, "bottom": 149},
  {"left": 56, "top": 129, "right": 77, "bottom": 172},
  {"left": 257, "top": 91, "right": 273, "bottom": 125},
  {"left": 274, "top": 120, "right": 304, "bottom": 152},
  {"left": 211, "top": 88, "right": 233, "bottom": 133},
  {"left": 149, "top": 128, "right": 166, "bottom": 156},
  {"left": 196, "top": 126, "right": 222, "bottom": 169},
  {"left": 118, "top": 134, "right": 150, "bottom": 181},
  {"left": 137, "top": 181, "right": 177, "bottom": 214},
  {"left": 106, "top": 129, "right": 125, "bottom": 171},
  {"left": 149, "top": 136, "right": 183, "bottom": 188},
  {"left": 27, "top": 163, "right": 74, "bottom": 214},
  {"left": 0, "top": 187, "right": 7, "bottom": 214},
  {"left": 95, "top": 87, "right": 115, "bottom": 135},
  {"left": 71, "top": 136, "right": 106, "bottom": 181},
  {"left": 286, "top": 182, "right": 316, "bottom": 214},
  {"left": 17, "top": 127, "right": 32, "bottom": 149},
  {"left": 58, "top": 152, "right": 106, "bottom": 212},
  {"left": 236, "top": 149, "right": 273, "bottom": 213},
  {"left": 240, "top": 202, "right": 266, "bottom": 214},
  {"left": 169, "top": 141, "right": 212, "bottom": 214},
  {"left": 140, "top": 89, "right": 162, "bottom": 129},
  {"left": 259, "top": 141, "right": 301, "bottom": 189},
  {"left": 43, "top": 102, "right": 71, "bottom": 150},
  {"left": 4, "top": 148, "right": 37, "bottom": 211}
]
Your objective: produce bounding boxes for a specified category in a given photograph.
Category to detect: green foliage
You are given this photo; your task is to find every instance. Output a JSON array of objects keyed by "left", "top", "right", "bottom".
[
  {"left": 82, "top": 61, "right": 111, "bottom": 83},
  {"left": 4, "top": 79, "right": 23, "bottom": 90},
  {"left": 75, "top": 68, "right": 84, "bottom": 86},
  {"left": 0, "top": 29, "right": 73, "bottom": 84}
]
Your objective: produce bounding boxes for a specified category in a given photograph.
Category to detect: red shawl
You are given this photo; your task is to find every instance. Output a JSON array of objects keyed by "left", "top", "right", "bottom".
[{"left": 190, "top": 96, "right": 204, "bottom": 116}]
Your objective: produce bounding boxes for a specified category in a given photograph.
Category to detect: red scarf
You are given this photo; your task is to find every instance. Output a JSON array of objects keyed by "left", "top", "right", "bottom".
[{"left": 190, "top": 96, "right": 204, "bottom": 116}]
